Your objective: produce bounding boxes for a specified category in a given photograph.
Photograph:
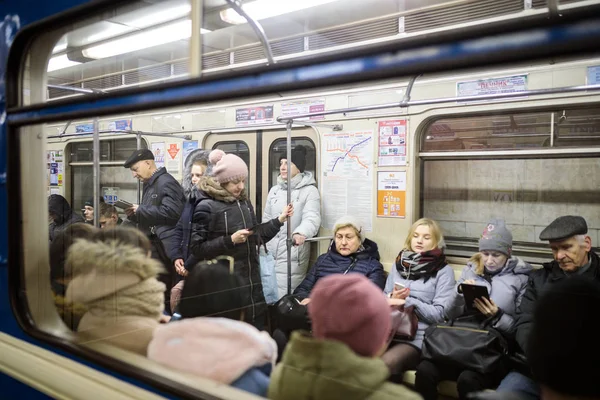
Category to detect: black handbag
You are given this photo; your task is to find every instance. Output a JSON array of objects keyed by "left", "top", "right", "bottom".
[
  {"left": 274, "top": 294, "right": 312, "bottom": 334},
  {"left": 421, "top": 315, "right": 509, "bottom": 375}
]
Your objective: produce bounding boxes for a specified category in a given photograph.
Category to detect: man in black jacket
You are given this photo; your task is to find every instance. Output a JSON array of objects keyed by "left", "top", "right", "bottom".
[
  {"left": 123, "top": 149, "right": 185, "bottom": 309},
  {"left": 496, "top": 215, "right": 599, "bottom": 400}
]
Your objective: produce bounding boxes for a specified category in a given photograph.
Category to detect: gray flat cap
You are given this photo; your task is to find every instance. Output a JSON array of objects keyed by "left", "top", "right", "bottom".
[
  {"left": 124, "top": 149, "right": 154, "bottom": 168},
  {"left": 539, "top": 215, "right": 588, "bottom": 241}
]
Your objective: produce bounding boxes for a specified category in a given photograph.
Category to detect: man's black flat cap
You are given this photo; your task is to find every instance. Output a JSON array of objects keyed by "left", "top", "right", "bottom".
[
  {"left": 124, "top": 149, "right": 154, "bottom": 168},
  {"left": 539, "top": 215, "right": 588, "bottom": 241}
]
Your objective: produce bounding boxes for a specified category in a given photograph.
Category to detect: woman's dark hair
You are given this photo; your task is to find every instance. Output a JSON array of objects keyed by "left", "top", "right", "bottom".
[
  {"left": 93, "top": 226, "right": 151, "bottom": 253},
  {"left": 49, "top": 223, "right": 96, "bottom": 294},
  {"left": 179, "top": 260, "right": 244, "bottom": 320}
]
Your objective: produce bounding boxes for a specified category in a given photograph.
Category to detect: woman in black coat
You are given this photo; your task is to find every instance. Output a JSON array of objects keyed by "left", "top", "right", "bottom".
[{"left": 190, "top": 149, "right": 293, "bottom": 328}]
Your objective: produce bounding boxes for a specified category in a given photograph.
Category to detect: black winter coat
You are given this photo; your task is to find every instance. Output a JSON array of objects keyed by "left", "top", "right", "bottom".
[
  {"left": 515, "top": 250, "right": 600, "bottom": 355},
  {"left": 293, "top": 238, "right": 386, "bottom": 300},
  {"left": 48, "top": 194, "right": 84, "bottom": 242},
  {"left": 190, "top": 176, "right": 283, "bottom": 326},
  {"left": 128, "top": 167, "right": 185, "bottom": 258},
  {"left": 168, "top": 189, "right": 202, "bottom": 269}
]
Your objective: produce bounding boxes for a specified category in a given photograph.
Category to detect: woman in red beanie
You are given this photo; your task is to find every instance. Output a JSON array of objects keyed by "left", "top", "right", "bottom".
[{"left": 189, "top": 149, "right": 293, "bottom": 329}]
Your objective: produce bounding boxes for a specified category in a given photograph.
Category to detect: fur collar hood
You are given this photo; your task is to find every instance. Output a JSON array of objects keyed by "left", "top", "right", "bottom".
[
  {"left": 197, "top": 175, "right": 247, "bottom": 203},
  {"left": 182, "top": 149, "right": 211, "bottom": 198}
]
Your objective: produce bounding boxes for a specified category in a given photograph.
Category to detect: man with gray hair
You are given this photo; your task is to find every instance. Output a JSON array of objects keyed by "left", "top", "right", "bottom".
[{"left": 495, "top": 215, "right": 599, "bottom": 399}]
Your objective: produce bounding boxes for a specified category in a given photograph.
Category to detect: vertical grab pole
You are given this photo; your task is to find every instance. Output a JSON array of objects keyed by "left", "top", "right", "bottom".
[
  {"left": 286, "top": 120, "right": 293, "bottom": 295},
  {"left": 136, "top": 131, "right": 142, "bottom": 205},
  {"left": 92, "top": 118, "right": 100, "bottom": 228}
]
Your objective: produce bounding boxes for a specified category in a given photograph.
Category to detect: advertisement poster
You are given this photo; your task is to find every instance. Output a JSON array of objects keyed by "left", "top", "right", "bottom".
[
  {"left": 377, "top": 171, "right": 406, "bottom": 218},
  {"left": 587, "top": 65, "right": 600, "bottom": 85},
  {"left": 75, "top": 123, "right": 94, "bottom": 133},
  {"left": 47, "top": 150, "right": 64, "bottom": 186},
  {"left": 378, "top": 119, "right": 407, "bottom": 166},
  {"left": 321, "top": 130, "right": 373, "bottom": 231},
  {"left": 235, "top": 105, "right": 274, "bottom": 126},
  {"left": 281, "top": 99, "right": 325, "bottom": 120},
  {"left": 457, "top": 74, "right": 528, "bottom": 97},
  {"left": 182, "top": 140, "right": 199, "bottom": 163},
  {"left": 102, "top": 187, "right": 120, "bottom": 205},
  {"left": 166, "top": 143, "right": 182, "bottom": 175},
  {"left": 151, "top": 142, "right": 165, "bottom": 169},
  {"left": 108, "top": 119, "right": 132, "bottom": 131}
]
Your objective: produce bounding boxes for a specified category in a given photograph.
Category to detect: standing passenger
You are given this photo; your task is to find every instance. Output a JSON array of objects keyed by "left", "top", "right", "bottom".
[
  {"left": 169, "top": 149, "right": 210, "bottom": 279},
  {"left": 382, "top": 218, "right": 456, "bottom": 381},
  {"left": 123, "top": 149, "right": 185, "bottom": 310},
  {"left": 190, "top": 149, "right": 293, "bottom": 329},
  {"left": 263, "top": 145, "right": 321, "bottom": 297}
]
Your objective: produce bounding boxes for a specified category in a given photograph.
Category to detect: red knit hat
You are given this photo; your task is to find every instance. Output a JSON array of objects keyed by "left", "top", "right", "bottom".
[
  {"left": 209, "top": 149, "right": 248, "bottom": 184},
  {"left": 308, "top": 274, "right": 391, "bottom": 357}
]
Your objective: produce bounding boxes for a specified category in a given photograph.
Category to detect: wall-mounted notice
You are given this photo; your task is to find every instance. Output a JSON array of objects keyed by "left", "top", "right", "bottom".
[
  {"left": 151, "top": 142, "right": 165, "bottom": 169},
  {"left": 183, "top": 140, "right": 199, "bottom": 164},
  {"left": 457, "top": 74, "right": 528, "bottom": 97},
  {"left": 108, "top": 119, "right": 132, "bottom": 131},
  {"left": 281, "top": 99, "right": 325, "bottom": 120},
  {"left": 235, "top": 105, "right": 274, "bottom": 126},
  {"left": 102, "top": 187, "right": 120, "bottom": 205},
  {"left": 166, "top": 143, "right": 182, "bottom": 175},
  {"left": 75, "top": 123, "right": 94, "bottom": 133},
  {"left": 321, "top": 130, "right": 374, "bottom": 231},
  {"left": 47, "top": 150, "right": 64, "bottom": 186},
  {"left": 587, "top": 65, "right": 600, "bottom": 85},
  {"left": 377, "top": 171, "right": 406, "bottom": 218},
  {"left": 378, "top": 119, "right": 407, "bottom": 166}
]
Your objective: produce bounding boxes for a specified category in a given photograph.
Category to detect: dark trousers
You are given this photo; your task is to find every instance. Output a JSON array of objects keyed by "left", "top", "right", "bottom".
[
  {"left": 150, "top": 238, "right": 175, "bottom": 314},
  {"left": 415, "top": 359, "right": 503, "bottom": 400}
]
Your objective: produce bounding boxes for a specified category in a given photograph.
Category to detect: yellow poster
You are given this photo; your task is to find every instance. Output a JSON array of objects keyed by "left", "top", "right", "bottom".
[{"left": 377, "top": 171, "right": 406, "bottom": 218}]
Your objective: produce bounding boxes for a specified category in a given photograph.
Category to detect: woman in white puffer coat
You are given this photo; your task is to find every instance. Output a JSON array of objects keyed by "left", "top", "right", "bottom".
[{"left": 263, "top": 145, "right": 321, "bottom": 298}]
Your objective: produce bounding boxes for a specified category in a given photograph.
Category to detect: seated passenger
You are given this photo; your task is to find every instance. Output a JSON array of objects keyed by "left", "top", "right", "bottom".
[
  {"left": 50, "top": 222, "right": 96, "bottom": 330},
  {"left": 293, "top": 215, "right": 386, "bottom": 303},
  {"left": 147, "top": 260, "right": 277, "bottom": 397},
  {"left": 98, "top": 202, "right": 123, "bottom": 229},
  {"left": 496, "top": 215, "right": 599, "bottom": 400},
  {"left": 66, "top": 227, "right": 166, "bottom": 356},
  {"left": 82, "top": 196, "right": 105, "bottom": 225},
  {"left": 268, "top": 274, "right": 421, "bottom": 400},
  {"left": 414, "top": 219, "right": 533, "bottom": 400},
  {"left": 48, "top": 194, "right": 84, "bottom": 242},
  {"left": 382, "top": 218, "right": 456, "bottom": 381}
]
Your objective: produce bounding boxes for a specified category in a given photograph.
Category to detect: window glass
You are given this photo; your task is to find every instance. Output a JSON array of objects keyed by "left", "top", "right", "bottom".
[
  {"left": 268, "top": 138, "right": 317, "bottom": 188},
  {"left": 422, "top": 158, "right": 600, "bottom": 249},
  {"left": 69, "top": 138, "right": 145, "bottom": 162},
  {"left": 421, "top": 107, "right": 600, "bottom": 152},
  {"left": 213, "top": 141, "right": 250, "bottom": 196}
]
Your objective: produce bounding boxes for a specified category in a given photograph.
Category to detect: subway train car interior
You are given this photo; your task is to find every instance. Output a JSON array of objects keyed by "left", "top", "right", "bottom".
[{"left": 1, "top": 0, "right": 600, "bottom": 398}]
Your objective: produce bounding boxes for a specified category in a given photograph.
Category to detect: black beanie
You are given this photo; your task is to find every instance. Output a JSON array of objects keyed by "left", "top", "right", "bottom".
[
  {"left": 280, "top": 145, "right": 307, "bottom": 173},
  {"left": 84, "top": 196, "right": 105, "bottom": 207},
  {"left": 527, "top": 276, "right": 600, "bottom": 398}
]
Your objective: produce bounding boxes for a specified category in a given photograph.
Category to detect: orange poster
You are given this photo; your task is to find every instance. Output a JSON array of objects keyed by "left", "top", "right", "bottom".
[{"left": 377, "top": 171, "right": 406, "bottom": 218}]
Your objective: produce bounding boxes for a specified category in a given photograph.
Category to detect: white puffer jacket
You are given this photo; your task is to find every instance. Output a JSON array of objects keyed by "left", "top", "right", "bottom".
[{"left": 263, "top": 171, "right": 321, "bottom": 298}]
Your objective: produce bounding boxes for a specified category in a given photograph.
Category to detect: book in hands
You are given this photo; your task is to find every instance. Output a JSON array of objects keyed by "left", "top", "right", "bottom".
[{"left": 114, "top": 199, "right": 134, "bottom": 209}]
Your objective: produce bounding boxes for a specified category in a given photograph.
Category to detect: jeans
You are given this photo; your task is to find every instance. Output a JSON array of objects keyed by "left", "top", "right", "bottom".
[{"left": 496, "top": 371, "right": 540, "bottom": 400}]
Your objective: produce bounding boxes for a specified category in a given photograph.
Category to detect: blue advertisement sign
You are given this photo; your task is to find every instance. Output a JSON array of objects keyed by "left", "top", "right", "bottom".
[
  {"left": 75, "top": 123, "right": 94, "bottom": 133},
  {"left": 587, "top": 66, "right": 600, "bottom": 85}
]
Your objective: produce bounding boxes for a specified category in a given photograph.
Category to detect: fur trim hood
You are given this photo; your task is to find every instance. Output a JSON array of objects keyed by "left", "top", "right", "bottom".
[
  {"left": 182, "top": 149, "right": 211, "bottom": 197},
  {"left": 66, "top": 239, "right": 163, "bottom": 278},
  {"left": 197, "top": 175, "right": 247, "bottom": 202},
  {"left": 148, "top": 317, "right": 277, "bottom": 384}
]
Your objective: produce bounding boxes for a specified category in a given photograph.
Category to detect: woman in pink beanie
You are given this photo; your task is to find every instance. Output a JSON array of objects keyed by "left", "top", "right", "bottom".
[
  {"left": 189, "top": 149, "right": 293, "bottom": 329},
  {"left": 268, "top": 274, "right": 421, "bottom": 400}
]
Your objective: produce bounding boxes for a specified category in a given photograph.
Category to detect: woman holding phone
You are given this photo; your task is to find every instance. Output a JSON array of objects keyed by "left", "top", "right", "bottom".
[
  {"left": 414, "top": 218, "right": 533, "bottom": 400},
  {"left": 382, "top": 218, "right": 456, "bottom": 381},
  {"left": 190, "top": 149, "right": 293, "bottom": 329}
]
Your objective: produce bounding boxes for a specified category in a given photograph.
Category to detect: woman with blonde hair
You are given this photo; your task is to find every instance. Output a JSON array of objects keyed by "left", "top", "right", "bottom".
[
  {"left": 382, "top": 217, "right": 456, "bottom": 381},
  {"left": 414, "top": 218, "right": 532, "bottom": 400}
]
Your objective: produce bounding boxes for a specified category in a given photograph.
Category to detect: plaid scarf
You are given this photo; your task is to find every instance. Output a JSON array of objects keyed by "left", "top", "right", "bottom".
[{"left": 396, "top": 248, "right": 447, "bottom": 281}]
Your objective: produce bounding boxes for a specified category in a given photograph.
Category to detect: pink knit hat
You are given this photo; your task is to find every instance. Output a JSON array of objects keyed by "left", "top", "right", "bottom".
[
  {"left": 308, "top": 274, "right": 391, "bottom": 357},
  {"left": 209, "top": 149, "right": 248, "bottom": 184}
]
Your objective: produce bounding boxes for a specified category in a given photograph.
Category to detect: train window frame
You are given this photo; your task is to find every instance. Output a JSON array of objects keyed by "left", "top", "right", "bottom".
[
  {"left": 417, "top": 107, "right": 600, "bottom": 263},
  {"left": 267, "top": 137, "right": 317, "bottom": 189}
]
